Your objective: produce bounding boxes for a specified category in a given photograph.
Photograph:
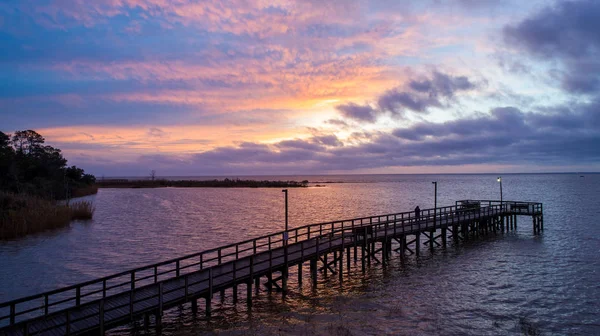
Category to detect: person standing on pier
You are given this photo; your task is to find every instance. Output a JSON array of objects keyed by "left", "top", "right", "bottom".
[{"left": 415, "top": 206, "right": 421, "bottom": 221}]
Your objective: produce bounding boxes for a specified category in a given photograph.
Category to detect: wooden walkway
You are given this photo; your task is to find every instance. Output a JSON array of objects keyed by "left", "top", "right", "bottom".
[{"left": 0, "top": 200, "right": 543, "bottom": 335}]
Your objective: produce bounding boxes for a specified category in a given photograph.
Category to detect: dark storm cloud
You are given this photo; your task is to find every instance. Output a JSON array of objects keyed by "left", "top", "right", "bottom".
[
  {"left": 336, "top": 71, "right": 477, "bottom": 123},
  {"left": 504, "top": 0, "right": 600, "bottom": 93}
]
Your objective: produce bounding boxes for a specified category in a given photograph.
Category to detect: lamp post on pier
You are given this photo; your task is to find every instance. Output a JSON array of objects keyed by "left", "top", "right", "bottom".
[
  {"left": 432, "top": 181, "right": 437, "bottom": 226},
  {"left": 282, "top": 189, "right": 289, "bottom": 295},
  {"left": 282, "top": 189, "right": 288, "bottom": 236},
  {"left": 497, "top": 177, "right": 503, "bottom": 209}
]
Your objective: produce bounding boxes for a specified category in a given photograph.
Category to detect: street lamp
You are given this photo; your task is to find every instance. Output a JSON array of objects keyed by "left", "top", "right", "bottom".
[
  {"left": 282, "top": 189, "right": 288, "bottom": 241},
  {"left": 432, "top": 181, "right": 437, "bottom": 226},
  {"left": 282, "top": 189, "right": 289, "bottom": 295},
  {"left": 432, "top": 181, "right": 437, "bottom": 209},
  {"left": 497, "top": 177, "right": 503, "bottom": 207}
]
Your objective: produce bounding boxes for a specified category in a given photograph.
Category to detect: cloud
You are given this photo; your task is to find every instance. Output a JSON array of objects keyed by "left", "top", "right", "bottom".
[
  {"left": 335, "top": 103, "right": 377, "bottom": 122},
  {"left": 147, "top": 127, "right": 167, "bottom": 138},
  {"left": 75, "top": 100, "right": 600, "bottom": 175},
  {"left": 336, "top": 70, "right": 477, "bottom": 122},
  {"left": 503, "top": 0, "right": 600, "bottom": 93}
]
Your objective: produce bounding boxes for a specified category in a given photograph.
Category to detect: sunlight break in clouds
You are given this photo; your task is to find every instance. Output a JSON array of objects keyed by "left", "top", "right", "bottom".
[{"left": 1, "top": 0, "right": 598, "bottom": 175}]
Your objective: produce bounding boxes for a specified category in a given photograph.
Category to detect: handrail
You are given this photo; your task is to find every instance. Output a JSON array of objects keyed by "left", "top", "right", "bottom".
[{"left": 0, "top": 200, "right": 542, "bottom": 327}]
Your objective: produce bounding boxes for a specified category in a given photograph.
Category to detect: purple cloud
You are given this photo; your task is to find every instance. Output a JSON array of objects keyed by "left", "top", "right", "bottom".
[
  {"left": 336, "top": 71, "right": 477, "bottom": 122},
  {"left": 504, "top": 0, "right": 600, "bottom": 93},
  {"left": 335, "top": 103, "right": 377, "bottom": 122},
  {"left": 74, "top": 99, "right": 600, "bottom": 175}
]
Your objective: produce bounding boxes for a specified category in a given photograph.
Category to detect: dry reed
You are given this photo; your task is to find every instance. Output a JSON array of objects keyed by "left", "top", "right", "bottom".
[
  {"left": 68, "top": 201, "right": 95, "bottom": 220},
  {"left": 0, "top": 192, "right": 95, "bottom": 239}
]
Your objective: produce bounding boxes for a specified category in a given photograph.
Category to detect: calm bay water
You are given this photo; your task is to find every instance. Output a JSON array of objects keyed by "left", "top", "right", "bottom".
[{"left": 1, "top": 174, "right": 599, "bottom": 335}]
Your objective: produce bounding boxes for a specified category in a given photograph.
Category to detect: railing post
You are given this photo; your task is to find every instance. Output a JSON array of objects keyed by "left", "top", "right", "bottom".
[
  {"left": 10, "top": 303, "right": 15, "bottom": 325},
  {"left": 185, "top": 274, "right": 189, "bottom": 300},
  {"left": 158, "top": 282, "right": 163, "bottom": 319},
  {"left": 176, "top": 260, "right": 180, "bottom": 277},
  {"left": 207, "top": 269, "right": 213, "bottom": 316},
  {"left": 218, "top": 250, "right": 222, "bottom": 265},
  {"left": 76, "top": 286, "right": 81, "bottom": 306},
  {"left": 130, "top": 288, "right": 134, "bottom": 319},
  {"left": 44, "top": 294, "right": 49, "bottom": 315},
  {"left": 200, "top": 254, "right": 203, "bottom": 270},
  {"left": 248, "top": 256, "right": 254, "bottom": 308},
  {"left": 154, "top": 266, "right": 158, "bottom": 283},
  {"left": 103, "top": 279, "right": 107, "bottom": 298},
  {"left": 253, "top": 240, "right": 257, "bottom": 254},
  {"left": 131, "top": 271, "right": 135, "bottom": 291}
]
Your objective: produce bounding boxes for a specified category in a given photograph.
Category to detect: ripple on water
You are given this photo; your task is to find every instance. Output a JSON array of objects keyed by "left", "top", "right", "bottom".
[{"left": 1, "top": 174, "right": 600, "bottom": 335}]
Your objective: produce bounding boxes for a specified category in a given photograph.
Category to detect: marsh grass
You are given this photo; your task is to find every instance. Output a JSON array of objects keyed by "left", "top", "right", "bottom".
[
  {"left": 0, "top": 192, "right": 95, "bottom": 239},
  {"left": 68, "top": 201, "right": 95, "bottom": 220}
]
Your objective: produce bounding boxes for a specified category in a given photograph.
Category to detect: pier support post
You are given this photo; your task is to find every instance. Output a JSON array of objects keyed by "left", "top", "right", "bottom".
[
  {"left": 452, "top": 225, "right": 459, "bottom": 243},
  {"left": 254, "top": 276, "right": 260, "bottom": 295},
  {"left": 233, "top": 285, "right": 238, "bottom": 304},
  {"left": 247, "top": 281, "right": 253, "bottom": 308},
  {"left": 310, "top": 258, "right": 318, "bottom": 289},
  {"left": 143, "top": 313, "right": 149, "bottom": 331},
  {"left": 298, "top": 263, "right": 303, "bottom": 289},
  {"left": 400, "top": 235, "right": 406, "bottom": 261},
  {"left": 266, "top": 273, "right": 273, "bottom": 293},
  {"left": 191, "top": 299, "right": 198, "bottom": 315},
  {"left": 361, "top": 245, "right": 366, "bottom": 273},
  {"left": 339, "top": 247, "right": 344, "bottom": 283},
  {"left": 282, "top": 268, "right": 288, "bottom": 298},
  {"left": 346, "top": 246, "right": 351, "bottom": 272},
  {"left": 206, "top": 269, "right": 213, "bottom": 317},
  {"left": 157, "top": 282, "right": 164, "bottom": 329},
  {"left": 429, "top": 230, "right": 435, "bottom": 251},
  {"left": 415, "top": 233, "right": 420, "bottom": 256},
  {"left": 441, "top": 228, "right": 447, "bottom": 247}
]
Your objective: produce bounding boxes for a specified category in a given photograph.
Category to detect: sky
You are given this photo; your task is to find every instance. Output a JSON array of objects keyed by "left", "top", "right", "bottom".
[{"left": 1, "top": 0, "right": 599, "bottom": 176}]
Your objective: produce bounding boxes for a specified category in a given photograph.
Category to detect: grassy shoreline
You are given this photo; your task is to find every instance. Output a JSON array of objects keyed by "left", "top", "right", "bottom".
[
  {"left": 0, "top": 192, "right": 95, "bottom": 239},
  {"left": 97, "top": 178, "right": 309, "bottom": 189}
]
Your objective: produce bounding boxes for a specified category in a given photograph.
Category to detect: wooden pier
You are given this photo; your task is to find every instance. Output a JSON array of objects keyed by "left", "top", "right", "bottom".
[{"left": 0, "top": 200, "right": 543, "bottom": 335}]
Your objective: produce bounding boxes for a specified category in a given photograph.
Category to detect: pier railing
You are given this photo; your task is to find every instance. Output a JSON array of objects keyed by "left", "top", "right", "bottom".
[{"left": 0, "top": 200, "right": 542, "bottom": 328}]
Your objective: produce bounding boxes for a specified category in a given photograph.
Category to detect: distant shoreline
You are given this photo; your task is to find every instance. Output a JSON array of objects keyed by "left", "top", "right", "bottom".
[{"left": 97, "top": 178, "right": 309, "bottom": 189}]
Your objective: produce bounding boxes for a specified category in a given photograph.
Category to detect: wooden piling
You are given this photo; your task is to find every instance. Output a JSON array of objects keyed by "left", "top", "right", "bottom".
[
  {"left": 429, "top": 230, "right": 435, "bottom": 251},
  {"left": 310, "top": 258, "right": 318, "bottom": 289},
  {"left": 415, "top": 233, "right": 420, "bottom": 256},
  {"left": 206, "top": 269, "right": 213, "bottom": 317},
  {"left": 441, "top": 228, "right": 447, "bottom": 247}
]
